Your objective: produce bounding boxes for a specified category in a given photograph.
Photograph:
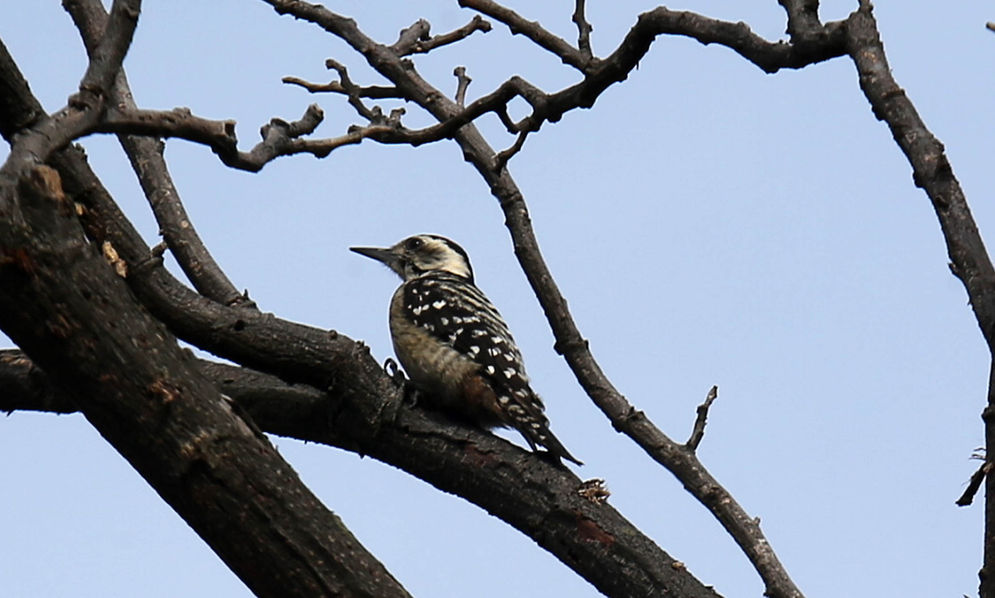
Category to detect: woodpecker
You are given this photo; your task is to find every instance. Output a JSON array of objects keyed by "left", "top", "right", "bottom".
[{"left": 351, "top": 234, "right": 582, "bottom": 465}]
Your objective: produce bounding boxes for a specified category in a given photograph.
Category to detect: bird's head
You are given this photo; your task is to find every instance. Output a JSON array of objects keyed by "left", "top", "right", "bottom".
[{"left": 351, "top": 234, "right": 474, "bottom": 283}]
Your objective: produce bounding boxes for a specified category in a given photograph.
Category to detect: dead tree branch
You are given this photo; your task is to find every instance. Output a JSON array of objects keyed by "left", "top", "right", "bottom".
[
  {"left": 686, "top": 386, "right": 719, "bottom": 452},
  {"left": 840, "top": 2, "right": 995, "bottom": 593},
  {"left": 390, "top": 15, "right": 492, "bottom": 56},
  {"left": 0, "top": 348, "right": 721, "bottom": 598},
  {"left": 64, "top": 0, "right": 245, "bottom": 305}
]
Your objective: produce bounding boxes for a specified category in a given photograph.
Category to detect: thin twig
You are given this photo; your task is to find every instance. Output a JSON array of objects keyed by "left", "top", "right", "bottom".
[
  {"left": 957, "top": 460, "right": 991, "bottom": 506},
  {"left": 459, "top": 0, "right": 593, "bottom": 71},
  {"left": 686, "top": 386, "right": 719, "bottom": 452},
  {"left": 392, "top": 15, "right": 492, "bottom": 56},
  {"left": 493, "top": 130, "right": 529, "bottom": 172},
  {"left": 323, "top": 59, "right": 380, "bottom": 121},
  {"left": 453, "top": 66, "right": 471, "bottom": 107},
  {"left": 572, "top": 0, "right": 593, "bottom": 57},
  {"left": 282, "top": 76, "right": 402, "bottom": 99}
]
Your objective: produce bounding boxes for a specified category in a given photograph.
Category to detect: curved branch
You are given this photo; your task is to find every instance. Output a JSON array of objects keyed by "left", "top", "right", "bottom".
[
  {"left": 65, "top": 0, "right": 245, "bottom": 305},
  {"left": 842, "top": 3, "right": 995, "bottom": 594},
  {"left": 843, "top": 4, "right": 995, "bottom": 347}
]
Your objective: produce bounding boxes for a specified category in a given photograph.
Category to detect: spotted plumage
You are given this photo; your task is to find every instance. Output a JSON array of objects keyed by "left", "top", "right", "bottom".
[{"left": 351, "top": 234, "right": 581, "bottom": 465}]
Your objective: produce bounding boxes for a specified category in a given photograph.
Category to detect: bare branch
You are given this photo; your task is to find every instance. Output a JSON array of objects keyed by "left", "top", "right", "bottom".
[
  {"left": 777, "top": 0, "right": 823, "bottom": 41},
  {"left": 391, "top": 15, "right": 492, "bottom": 56},
  {"left": 453, "top": 66, "right": 471, "bottom": 106},
  {"left": 844, "top": 6, "right": 995, "bottom": 348},
  {"left": 0, "top": 347, "right": 720, "bottom": 598},
  {"left": 957, "top": 460, "right": 991, "bottom": 507},
  {"left": 322, "top": 58, "right": 384, "bottom": 120},
  {"left": 0, "top": 0, "right": 143, "bottom": 177},
  {"left": 282, "top": 76, "right": 402, "bottom": 99},
  {"left": 686, "top": 386, "right": 719, "bottom": 452},
  {"left": 92, "top": 104, "right": 372, "bottom": 172},
  {"left": 65, "top": 0, "right": 245, "bottom": 306},
  {"left": 460, "top": 0, "right": 593, "bottom": 71},
  {"left": 76, "top": 0, "right": 141, "bottom": 102},
  {"left": 390, "top": 19, "right": 431, "bottom": 55},
  {"left": 572, "top": 0, "right": 593, "bottom": 57},
  {"left": 281, "top": 4, "right": 845, "bottom": 170},
  {"left": 494, "top": 130, "right": 529, "bottom": 172}
]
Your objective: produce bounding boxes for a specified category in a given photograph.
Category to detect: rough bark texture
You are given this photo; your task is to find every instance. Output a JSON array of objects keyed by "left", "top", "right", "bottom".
[
  {"left": 0, "top": 348, "right": 722, "bottom": 598},
  {"left": 0, "top": 166, "right": 410, "bottom": 598}
]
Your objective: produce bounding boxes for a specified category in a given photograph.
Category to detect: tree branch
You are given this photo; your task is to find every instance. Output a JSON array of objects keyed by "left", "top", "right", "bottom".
[
  {"left": 572, "top": 0, "right": 594, "bottom": 58},
  {"left": 840, "top": 3, "right": 995, "bottom": 592},
  {"left": 390, "top": 15, "right": 492, "bottom": 56},
  {"left": 460, "top": 0, "right": 594, "bottom": 71},
  {"left": 64, "top": 0, "right": 246, "bottom": 306},
  {"left": 777, "top": 0, "right": 823, "bottom": 41},
  {"left": 843, "top": 3, "right": 995, "bottom": 349},
  {"left": 686, "top": 386, "right": 719, "bottom": 452}
]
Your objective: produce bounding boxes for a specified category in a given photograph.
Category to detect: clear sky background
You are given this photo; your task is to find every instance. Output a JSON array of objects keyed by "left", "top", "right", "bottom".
[{"left": 1, "top": 1, "right": 993, "bottom": 597}]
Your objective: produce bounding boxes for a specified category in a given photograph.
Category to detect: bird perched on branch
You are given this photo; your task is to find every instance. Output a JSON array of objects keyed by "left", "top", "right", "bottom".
[{"left": 351, "top": 234, "right": 581, "bottom": 465}]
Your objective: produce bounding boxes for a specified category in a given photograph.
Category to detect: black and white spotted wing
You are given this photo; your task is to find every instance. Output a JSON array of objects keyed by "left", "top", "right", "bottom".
[{"left": 400, "top": 273, "right": 547, "bottom": 419}]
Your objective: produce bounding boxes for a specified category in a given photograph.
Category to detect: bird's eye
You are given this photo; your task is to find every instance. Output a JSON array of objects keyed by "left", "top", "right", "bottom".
[{"left": 405, "top": 237, "right": 424, "bottom": 251}]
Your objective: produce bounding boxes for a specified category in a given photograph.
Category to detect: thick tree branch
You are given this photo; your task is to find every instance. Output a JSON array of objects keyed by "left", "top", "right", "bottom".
[
  {"left": 777, "top": 0, "right": 823, "bottom": 41},
  {"left": 0, "top": 165, "right": 410, "bottom": 598},
  {"left": 0, "top": 347, "right": 722, "bottom": 598}
]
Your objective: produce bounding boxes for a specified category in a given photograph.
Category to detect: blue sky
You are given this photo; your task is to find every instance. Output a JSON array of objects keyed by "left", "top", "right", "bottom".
[{"left": 2, "top": 1, "right": 993, "bottom": 596}]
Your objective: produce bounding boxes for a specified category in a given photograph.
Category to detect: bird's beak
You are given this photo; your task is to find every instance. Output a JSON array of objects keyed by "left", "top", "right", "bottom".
[{"left": 350, "top": 246, "right": 396, "bottom": 267}]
